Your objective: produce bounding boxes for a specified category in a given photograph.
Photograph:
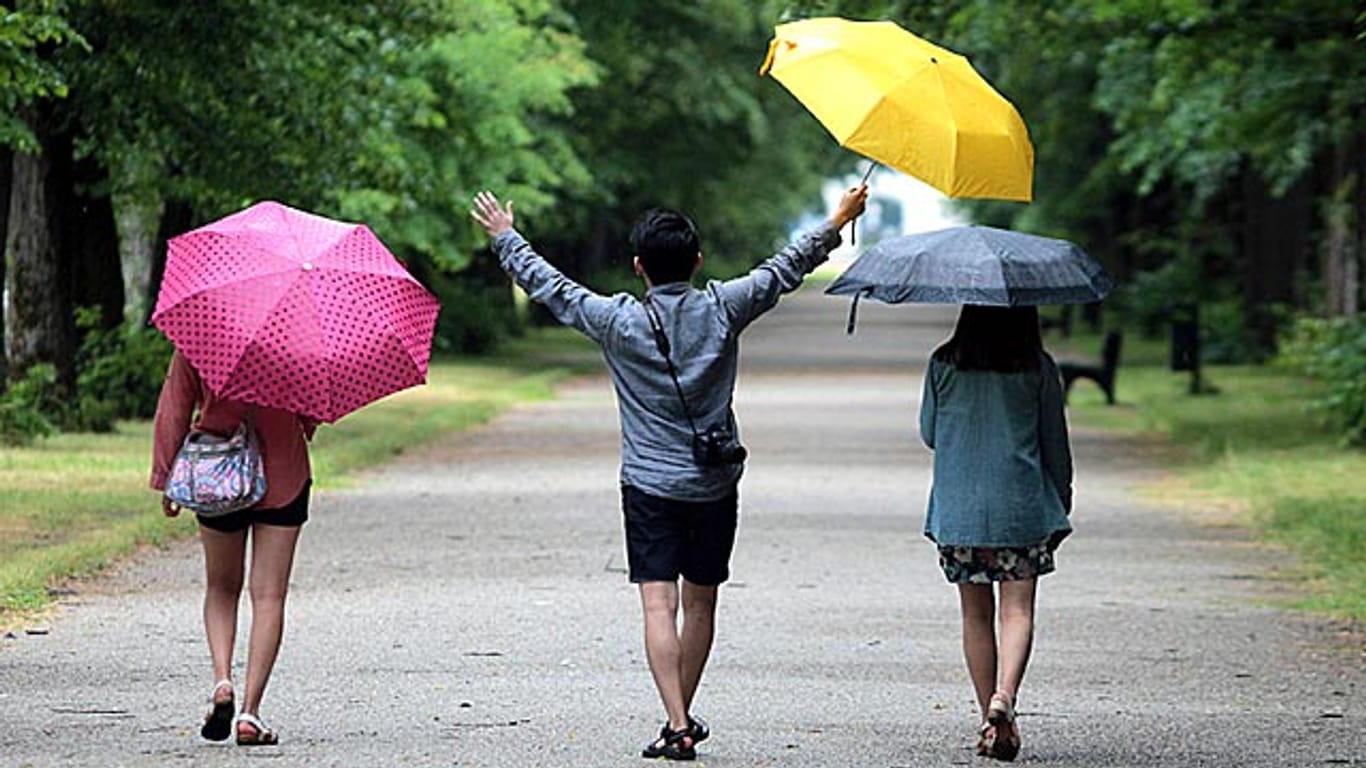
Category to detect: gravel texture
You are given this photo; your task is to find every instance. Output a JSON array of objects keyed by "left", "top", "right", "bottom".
[{"left": 1, "top": 288, "right": 1361, "bottom": 767}]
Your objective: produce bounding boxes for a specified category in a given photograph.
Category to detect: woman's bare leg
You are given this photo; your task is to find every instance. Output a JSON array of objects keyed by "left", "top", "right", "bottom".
[
  {"left": 199, "top": 526, "right": 248, "bottom": 685},
  {"left": 997, "top": 578, "right": 1038, "bottom": 702},
  {"left": 957, "top": 583, "right": 997, "bottom": 716},
  {"left": 239, "top": 523, "right": 301, "bottom": 717}
]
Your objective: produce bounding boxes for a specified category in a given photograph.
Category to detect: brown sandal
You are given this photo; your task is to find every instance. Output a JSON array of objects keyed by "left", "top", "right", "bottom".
[
  {"left": 976, "top": 721, "right": 996, "bottom": 756},
  {"left": 986, "top": 693, "right": 1020, "bottom": 761}
]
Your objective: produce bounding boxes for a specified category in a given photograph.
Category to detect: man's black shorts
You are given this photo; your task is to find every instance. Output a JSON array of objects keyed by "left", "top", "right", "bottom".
[{"left": 621, "top": 484, "right": 738, "bottom": 586}]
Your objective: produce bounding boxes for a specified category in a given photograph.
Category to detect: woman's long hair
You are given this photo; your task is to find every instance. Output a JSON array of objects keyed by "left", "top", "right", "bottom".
[{"left": 933, "top": 305, "right": 1043, "bottom": 372}]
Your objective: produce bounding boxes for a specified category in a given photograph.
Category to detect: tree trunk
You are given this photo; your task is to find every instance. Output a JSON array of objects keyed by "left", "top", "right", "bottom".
[
  {"left": 1324, "top": 115, "right": 1362, "bottom": 317},
  {"left": 1358, "top": 112, "right": 1365, "bottom": 316},
  {"left": 1242, "top": 172, "right": 1308, "bottom": 356},
  {"left": 70, "top": 156, "right": 124, "bottom": 332},
  {"left": 0, "top": 148, "right": 11, "bottom": 384},
  {"left": 144, "top": 198, "right": 193, "bottom": 326},
  {"left": 116, "top": 194, "right": 158, "bottom": 324},
  {"left": 4, "top": 102, "right": 76, "bottom": 392}
]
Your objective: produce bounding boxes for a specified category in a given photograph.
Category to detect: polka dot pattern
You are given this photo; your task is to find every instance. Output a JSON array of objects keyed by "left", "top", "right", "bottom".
[{"left": 152, "top": 201, "right": 441, "bottom": 422}]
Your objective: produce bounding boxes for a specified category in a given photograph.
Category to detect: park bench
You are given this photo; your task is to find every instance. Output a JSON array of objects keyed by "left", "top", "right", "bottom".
[{"left": 1058, "top": 331, "right": 1122, "bottom": 405}]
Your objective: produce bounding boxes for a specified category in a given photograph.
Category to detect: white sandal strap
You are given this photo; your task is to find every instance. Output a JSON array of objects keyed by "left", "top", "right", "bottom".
[{"left": 235, "top": 712, "right": 270, "bottom": 731}]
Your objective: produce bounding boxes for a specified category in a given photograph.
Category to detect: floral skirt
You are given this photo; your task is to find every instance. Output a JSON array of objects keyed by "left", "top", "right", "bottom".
[{"left": 937, "top": 542, "right": 1056, "bottom": 584}]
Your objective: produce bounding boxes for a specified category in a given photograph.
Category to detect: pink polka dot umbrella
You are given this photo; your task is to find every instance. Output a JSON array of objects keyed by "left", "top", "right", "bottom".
[{"left": 151, "top": 201, "right": 441, "bottom": 423}]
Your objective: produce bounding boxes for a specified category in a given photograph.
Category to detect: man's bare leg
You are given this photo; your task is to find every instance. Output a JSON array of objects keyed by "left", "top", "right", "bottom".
[
  {"left": 678, "top": 580, "right": 718, "bottom": 713},
  {"left": 640, "top": 581, "right": 690, "bottom": 732}
]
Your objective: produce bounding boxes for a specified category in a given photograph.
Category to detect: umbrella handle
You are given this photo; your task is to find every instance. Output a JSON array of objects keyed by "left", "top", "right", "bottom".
[
  {"left": 848, "top": 163, "right": 877, "bottom": 246},
  {"left": 845, "top": 291, "right": 866, "bottom": 336}
]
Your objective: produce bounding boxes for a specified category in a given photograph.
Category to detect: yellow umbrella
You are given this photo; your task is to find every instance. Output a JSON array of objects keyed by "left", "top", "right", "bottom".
[{"left": 759, "top": 16, "right": 1034, "bottom": 202}]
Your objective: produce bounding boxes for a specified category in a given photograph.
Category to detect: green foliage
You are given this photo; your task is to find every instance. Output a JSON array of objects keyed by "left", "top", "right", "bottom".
[
  {"left": 428, "top": 274, "right": 520, "bottom": 355},
  {"left": 540, "top": 0, "right": 844, "bottom": 280},
  {"left": 1197, "top": 298, "right": 1260, "bottom": 365},
  {"left": 332, "top": 0, "right": 597, "bottom": 272},
  {"left": 1267, "top": 495, "right": 1366, "bottom": 617},
  {"left": 0, "top": 364, "right": 58, "bottom": 445},
  {"left": 1065, "top": 361, "right": 1366, "bottom": 619},
  {"left": 1091, "top": 0, "right": 1362, "bottom": 199},
  {"left": 0, "top": 1, "right": 86, "bottom": 149},
  {"left": 1277, "top": 315, "right": 1366, "bottom": 446},
  {"left": 69, "top": 0, "right": 596, "bottom": 271},
  {"left": 1114, "top": 250, "right": 1256, "bottom": 363},
  {"left": 73, "top": 310, "right": 174, "bottom": 424},
  {"left": 1116, "top": 255, "right": 1201, "bottom": 338}
]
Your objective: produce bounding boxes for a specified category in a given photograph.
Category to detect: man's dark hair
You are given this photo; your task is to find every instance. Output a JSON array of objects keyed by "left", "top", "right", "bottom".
[
  {"left": 630, "top": 208, "right": 700, "bottom": 284},
  {"left": 934, "top": 305, "right": 1043, "bottom": 373}
]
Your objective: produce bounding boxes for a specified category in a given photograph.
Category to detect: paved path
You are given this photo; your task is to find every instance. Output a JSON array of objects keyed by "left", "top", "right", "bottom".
[{"left": 2, "top": 288, "right": 1362, "bottom": 767}]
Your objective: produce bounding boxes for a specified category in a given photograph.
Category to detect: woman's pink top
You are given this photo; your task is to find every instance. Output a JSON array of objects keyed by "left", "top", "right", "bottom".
[{"left": 150, "top": 352, "right": 314, "bottom": 509}]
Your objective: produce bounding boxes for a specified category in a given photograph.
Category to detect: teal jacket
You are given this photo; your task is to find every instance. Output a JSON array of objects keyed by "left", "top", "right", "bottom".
[{"left": 919, "top": 353, "right": 1073, "bottom": 548}]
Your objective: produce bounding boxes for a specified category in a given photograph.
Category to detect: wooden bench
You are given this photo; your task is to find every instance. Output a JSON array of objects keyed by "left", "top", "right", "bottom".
[{"left": 1058, "top": 331, "right": 1122, "bottom": 405}]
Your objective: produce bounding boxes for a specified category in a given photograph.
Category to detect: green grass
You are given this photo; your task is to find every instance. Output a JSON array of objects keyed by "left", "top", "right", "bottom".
[
  {"left": 0, "top": 329, "right": 597, "bottom": 625},
  {"left": 1054, "top": 329, "right": 1366, "bottom": 619}
]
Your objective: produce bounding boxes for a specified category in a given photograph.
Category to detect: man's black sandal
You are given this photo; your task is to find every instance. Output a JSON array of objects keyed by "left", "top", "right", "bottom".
[
  {"left": 642, "top": 723, "right": 696, "bottom": 761},
  {"left": 687, "top": 714, "right": 709, "bottom": 745}
]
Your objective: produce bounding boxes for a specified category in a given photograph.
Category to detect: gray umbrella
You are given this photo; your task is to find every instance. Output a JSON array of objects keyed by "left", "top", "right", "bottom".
[{"left": 825, "top": 225, "right": 1114, "bottom": 307}]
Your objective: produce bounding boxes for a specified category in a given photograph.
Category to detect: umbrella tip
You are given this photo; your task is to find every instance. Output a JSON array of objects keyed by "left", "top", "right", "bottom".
[{"left": 758, "top": 38, "right": 778, "bottom": 76}]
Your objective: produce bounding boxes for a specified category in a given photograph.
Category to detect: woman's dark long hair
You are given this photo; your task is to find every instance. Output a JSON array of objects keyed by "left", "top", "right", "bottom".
[{"left": 933, "top": 305, "right": 1043, "bottom": 372}]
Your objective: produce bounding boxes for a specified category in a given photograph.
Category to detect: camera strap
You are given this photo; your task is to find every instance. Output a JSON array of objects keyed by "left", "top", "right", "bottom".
[{"left": 641, "top": 297, "right": 702, "bottom": 439}]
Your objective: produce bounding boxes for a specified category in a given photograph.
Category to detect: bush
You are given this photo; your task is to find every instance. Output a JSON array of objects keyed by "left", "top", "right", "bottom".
[
  {"left": 74, "top": 310, "right": 174, "bottom": 425},
  {"left": 1118, "top": 260, "right": 1262, "bottom": 363},
  {"left": 0, "top": 364, "right": 61, "bottom": 446},
  {"left": 1277, "top": 315, "right": 1366, "bottom": 446},
  {"left": 1118, "top": 257, "right": 1201, "bottom": 339},
  {"left": 1198, "top": 298, "right": 1258, "bottom": 364},
  {"left": 428, "top": 273, "right": 520, "bottom": 355}
]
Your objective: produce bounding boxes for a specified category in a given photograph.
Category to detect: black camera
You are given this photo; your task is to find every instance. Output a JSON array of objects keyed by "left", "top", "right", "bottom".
[{"left": 692, "top": 425, "right": 748, "bottom": 467}]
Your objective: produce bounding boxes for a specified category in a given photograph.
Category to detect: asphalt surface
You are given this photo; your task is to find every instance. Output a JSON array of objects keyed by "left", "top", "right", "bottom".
[{"left": 2, "top": 287, "right": 1362, "bottom": 767}]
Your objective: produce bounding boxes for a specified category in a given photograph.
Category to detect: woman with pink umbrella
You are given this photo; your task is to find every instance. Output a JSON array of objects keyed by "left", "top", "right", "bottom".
[
  {"left": 148, "top": 201, "right": 440, "bottom": 746},
  {"left": 151, "top": 353, "right": 317, "bottom": 745}
]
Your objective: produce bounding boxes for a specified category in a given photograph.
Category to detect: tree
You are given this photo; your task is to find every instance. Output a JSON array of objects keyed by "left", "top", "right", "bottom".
[
  {"left": 538, "top": 0, "right": 844, "bottom": 288},
  {"left": 790, "top": 0, "right": 1363, "bottom": 355},
  {"left": 1, "top": 1, "right": 84, "bottom": 386},
  {"left": 1, "top": 0, "right": 598, "bottom": 388}
]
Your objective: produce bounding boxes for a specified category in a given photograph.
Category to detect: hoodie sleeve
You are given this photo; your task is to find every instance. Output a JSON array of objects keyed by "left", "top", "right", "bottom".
[
  {"left": 1038, "top": 355, "right": 1074, "bottom": 513},
  {"left": 919, "top": 357, "right": 940, "bottom": 450},
  {"left": 149, "top": 352, "right": 200, "bottom": 491},
  {"left": 712, "top": 223, "right": 842, "bottom": 331},
  {"left": 491, "top": 229, "right": 625, "bottom": 344}
]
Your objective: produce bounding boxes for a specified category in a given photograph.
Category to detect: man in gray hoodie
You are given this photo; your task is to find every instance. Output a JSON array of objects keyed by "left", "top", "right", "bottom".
[{"left": 471, "top": 185, "right": 867, "bottom": 760}]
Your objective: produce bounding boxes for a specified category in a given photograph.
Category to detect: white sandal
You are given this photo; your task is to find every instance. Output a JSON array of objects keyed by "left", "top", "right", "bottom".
[{"left": 235, "top": 712, "right": 278, "bottom": 746}]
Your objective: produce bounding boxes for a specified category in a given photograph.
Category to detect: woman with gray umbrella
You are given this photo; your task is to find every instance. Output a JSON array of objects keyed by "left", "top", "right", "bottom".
[
  {"left": 827, "top": 225, "right": 1110, "bottom": 761},
  {"left": 919, "top": 304, "right": 1073, "bottom": 761}
]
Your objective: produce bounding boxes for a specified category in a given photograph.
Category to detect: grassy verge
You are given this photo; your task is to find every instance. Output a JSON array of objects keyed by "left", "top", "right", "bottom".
[
  {"left": 0, "top": 330, "right": 597, "bottom": 626},
  {"left": 1052, "top": 329, "right": 1366, "bottom": 619}
]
